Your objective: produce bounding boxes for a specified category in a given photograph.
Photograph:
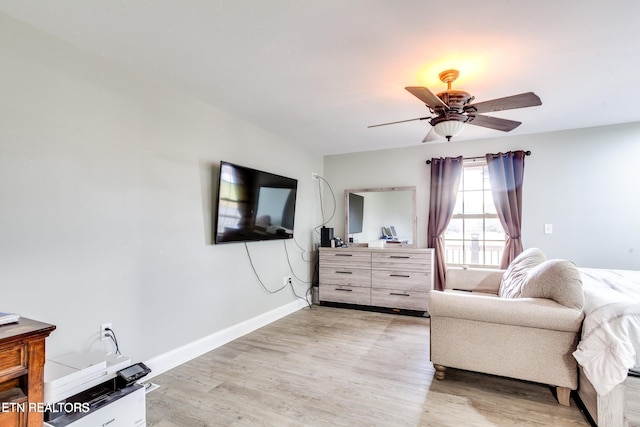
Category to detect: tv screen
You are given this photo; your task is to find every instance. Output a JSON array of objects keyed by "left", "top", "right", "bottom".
[
  {"left": 214, "top": 161, "right": 297, "bottom": 244},
  {"left": 348, "top": 193, "right": 364, "bottom": 234}
]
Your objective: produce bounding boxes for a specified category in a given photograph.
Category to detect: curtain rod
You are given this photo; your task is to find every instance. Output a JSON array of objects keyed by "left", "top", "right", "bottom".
[{"left": 425, "top": 150, "right": 531, "bottom": 164}]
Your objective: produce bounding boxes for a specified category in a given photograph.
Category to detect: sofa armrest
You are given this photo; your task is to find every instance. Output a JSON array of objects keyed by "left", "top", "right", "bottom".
[
  {"left": 428, "top": 291, "right": 584, "bottom": 332},
  {"left": 445, "top": 267, "right": 505, "bottom": 294}
]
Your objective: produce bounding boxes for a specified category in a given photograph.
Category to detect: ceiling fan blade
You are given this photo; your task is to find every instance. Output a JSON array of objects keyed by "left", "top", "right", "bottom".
[
  {"left": 421, "top": 128, "right": 438, "bottom": 143},
  {"left": 368, "top": 116, "right": 430, "bottom": 128},
  {"left": 468, "top": 114, "right": 521, "bottom": 132},
  {"left": 405, "top": 86, "right": 448, "bottom": 110},
  {"left": 467, "top": 92, "right": 541, "bottom": 114}
]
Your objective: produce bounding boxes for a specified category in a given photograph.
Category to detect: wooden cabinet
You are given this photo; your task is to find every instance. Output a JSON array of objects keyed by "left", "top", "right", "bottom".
[
  {"left": 0, "top": 318, "right": 56, "bottom": 427},
  {"left": 371, "top": 251, "right": 433, "bottom": 311},
  {"left": 319, "top": 247, "right": 433, "bottom": 312},
  {"left": 319, "top": 249, "right": 371, "bottom": 305}
]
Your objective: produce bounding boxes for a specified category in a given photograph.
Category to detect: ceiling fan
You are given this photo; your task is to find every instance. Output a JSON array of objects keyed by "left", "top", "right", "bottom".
[{"left": 369, "top": 69, "right": 542, "bottom": 142}]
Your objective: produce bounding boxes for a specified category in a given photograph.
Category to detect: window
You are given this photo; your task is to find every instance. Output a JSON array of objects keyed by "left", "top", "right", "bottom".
[{"left": 444, "top": 160, "right": 505, "bottom": 267}]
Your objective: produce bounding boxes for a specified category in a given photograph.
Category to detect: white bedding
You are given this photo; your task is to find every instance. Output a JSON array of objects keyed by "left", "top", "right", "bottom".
[{"left": 573, "top": 268, "right": 640, "bottom": 395}]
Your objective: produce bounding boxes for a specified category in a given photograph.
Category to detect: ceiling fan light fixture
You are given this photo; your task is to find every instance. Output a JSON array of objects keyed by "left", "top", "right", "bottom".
[
  {"left": 433, "top": 120, "right": 465, "bottom": 141},
  {"left": 370, "top": 69, "right": 542, "bottom": 144}
]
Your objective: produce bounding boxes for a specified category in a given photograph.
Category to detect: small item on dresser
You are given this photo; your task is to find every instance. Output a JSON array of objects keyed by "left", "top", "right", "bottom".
[
  {"left": 368, "top": 239, "right": 386, "bottom": 248},
  {"left": 332, "top": 237, "right": 347, "bottom": 248},
  {"left": 0, "top": 312, "right": 20, "bottom": 326},
  {"left": 320, "top": 226, "right": 334, "bottom": 247}
]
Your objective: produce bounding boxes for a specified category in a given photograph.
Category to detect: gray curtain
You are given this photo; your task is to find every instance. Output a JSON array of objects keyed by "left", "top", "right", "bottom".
[
  {"left": 428, "top": 156, "right": 463, "bottom": 291},
  {"left": 486, "top": 151, "right": 526, "bottom": 269}
]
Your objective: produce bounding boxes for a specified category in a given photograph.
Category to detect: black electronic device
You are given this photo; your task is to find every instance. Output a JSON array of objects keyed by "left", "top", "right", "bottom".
[
  {"left": 320, "top": 226, "right": 334, "bottom": 247},
  {"left": 214, "top": 161, "right": 298, "bottom": 244},
  {"left": 116, "top": 362, "right": 151, "bottom": 388}
]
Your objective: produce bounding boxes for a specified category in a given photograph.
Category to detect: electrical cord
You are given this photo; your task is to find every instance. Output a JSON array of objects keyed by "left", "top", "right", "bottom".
[
  {"left": 283, "top": 240, "right": 310, "bottom": 284},
  {"left": 291, "top": 235, "right": 313, "bottom": 262},
  {"left": 244, "top": 242, "right": 288, "bottom": 294},
  {"left": 314, "top": 175, "right": 336, "bottom": 233},
  {"left": 282, "top": 241, "right": 312, "bottom": 308},
  {"left": 280, "top": 176, "right": 337, "bottom": 284},
  {"left": 244, "top": 242, "right": 312, "bottom": 308},
  {"left": 241, "top": 175, "right": 336, "bottom": 308},
  {"left": 104, "top": 327, "right": 121, "bottom": 355},
  {"left": 287, "top": 277, "right": 312, "bottom": 308},
  {"left": 291, "top": 174, "right": 336, "bottom": 262},
  {"left": 283, "top": 241, "right": 313, "bottom": 308},
  {"left": 317, "top": 174, "right": 326, "bottom": 224}
]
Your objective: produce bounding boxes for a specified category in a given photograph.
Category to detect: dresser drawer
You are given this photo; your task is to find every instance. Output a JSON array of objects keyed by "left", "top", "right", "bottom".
[
  {"left": 371, "top": 270, "right": 430, "bottom": 292},
  {"left": 0, "top": 407, "right": 23, "bottom": 426},
  {"left": 371, "top": 289, "right": 428, "bottom": 311},
  {"left": 320, "top": 284, "right": 371, "bottom": 305},
  {"left": 320, "top": 267, "right": 370, "bottom": 288},
  {"left": 0, "top": 344, "right": 26, "bottom": 381},
  {"left": 320, "top": 250, "right": 371, "bottom": 268},
  {"left": 372, "top": 251, "right": 430, "bottom": 271}
]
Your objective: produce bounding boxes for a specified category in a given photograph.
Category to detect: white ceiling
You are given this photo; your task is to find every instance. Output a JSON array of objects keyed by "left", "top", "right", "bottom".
[{"left": 2, "top": 1, "right": 640, "bottom": 155}]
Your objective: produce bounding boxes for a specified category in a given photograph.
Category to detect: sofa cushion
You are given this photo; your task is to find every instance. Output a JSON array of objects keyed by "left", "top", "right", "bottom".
[
  {"left": 499, "top": 248, "right": 546, "bottom": 298},
  {"left": 520, "top": 259, "right": 584, "bottom": 310}
]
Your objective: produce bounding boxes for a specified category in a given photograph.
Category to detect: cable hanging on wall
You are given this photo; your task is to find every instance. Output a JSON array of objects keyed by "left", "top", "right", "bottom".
[{"left": 244, "top": 242, "right": 312, "bottom": 307}]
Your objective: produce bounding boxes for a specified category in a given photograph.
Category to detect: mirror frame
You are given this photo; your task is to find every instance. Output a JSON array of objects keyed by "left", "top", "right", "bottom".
[{"left": 344, "top": 186, "right": 417, "bottom": 248}]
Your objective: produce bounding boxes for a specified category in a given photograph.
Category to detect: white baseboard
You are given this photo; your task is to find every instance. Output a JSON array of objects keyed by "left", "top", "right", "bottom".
[{"left": 143, "top": 299, "right": 307, "bottom": 379}]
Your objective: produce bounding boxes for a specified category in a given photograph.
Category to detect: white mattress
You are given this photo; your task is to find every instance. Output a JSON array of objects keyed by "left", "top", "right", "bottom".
[{"left": 573, "top": 268, "right": 640, "bottom": 396}]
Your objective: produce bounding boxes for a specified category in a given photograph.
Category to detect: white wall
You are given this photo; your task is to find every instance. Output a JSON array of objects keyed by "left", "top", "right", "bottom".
[
  {"left": 324, "top": 122, "right": 640, "bottom": 270},
  {"left": 0, "top": 13, "right": 322, "bottom": 364}
]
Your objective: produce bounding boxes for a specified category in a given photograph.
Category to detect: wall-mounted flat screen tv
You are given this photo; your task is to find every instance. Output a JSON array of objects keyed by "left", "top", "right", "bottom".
[{"left": 214, "top": 161, "right": 298, "bottom": 244}]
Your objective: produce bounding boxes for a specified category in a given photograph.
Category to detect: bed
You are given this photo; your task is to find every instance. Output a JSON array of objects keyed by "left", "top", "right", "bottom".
[{"left": 573, "top": 268, "right": 640, "bottom": 426}]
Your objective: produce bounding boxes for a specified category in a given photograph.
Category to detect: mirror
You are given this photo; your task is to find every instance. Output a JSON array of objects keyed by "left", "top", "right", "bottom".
[{"left": 344, "top": 186, "right": 416, "bottom": 247}]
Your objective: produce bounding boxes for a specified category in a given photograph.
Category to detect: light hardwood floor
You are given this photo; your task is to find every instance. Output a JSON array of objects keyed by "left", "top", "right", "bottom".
[{"left": 146, "top": 306, "right": 592, "bottom": 426}]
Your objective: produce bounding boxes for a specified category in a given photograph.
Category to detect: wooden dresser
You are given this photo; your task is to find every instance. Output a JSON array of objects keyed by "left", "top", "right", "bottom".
[
  {"left": 0, "top": 318, "right": 56, "bottom": 427},
  {"left": 319, "top": 247, "right": 433, "bottom": 312}
]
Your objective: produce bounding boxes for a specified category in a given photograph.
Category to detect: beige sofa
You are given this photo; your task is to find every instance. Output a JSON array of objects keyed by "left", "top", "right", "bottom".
[{"left": 427, "top": 248, "right": 585, "bottom": 406}]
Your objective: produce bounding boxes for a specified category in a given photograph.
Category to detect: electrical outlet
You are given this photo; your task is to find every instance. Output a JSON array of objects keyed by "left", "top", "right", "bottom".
[
  {"left": 100, "top": 323, "right": 112, "bottom": 341},
  {"left": 311, "top": 172, "right": 319, "bottom": 180},
  {"left": 283, "top": 276, "right": 291, "bottom": 286}
]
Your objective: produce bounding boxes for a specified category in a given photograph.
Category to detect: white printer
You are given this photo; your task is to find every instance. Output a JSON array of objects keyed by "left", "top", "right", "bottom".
[
  {"left": 44, "top": 351, "right": 131, "bottom": 404},
  {"left": 43, "top": 352, "right": 146, "bottom": 427}
]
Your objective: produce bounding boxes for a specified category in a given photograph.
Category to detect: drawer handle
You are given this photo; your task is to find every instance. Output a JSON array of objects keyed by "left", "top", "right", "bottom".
[
  {"left": 390, "top": 274, "right": 411, "bottom": 278},
  {"left": 335, "top": 254, "right": 353, "bottom": 257},
  {"left": 389, "top": 292, "right": 410, "bottom": 297},
  {"left": 389, "top": 255, "right": 411, "bottom": 259},
  {"left": 335, "top": 288, "right": 353, "bottom": 292},
  {"left": 336, "top": 271, "right": 353, "bottom": 274}
]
